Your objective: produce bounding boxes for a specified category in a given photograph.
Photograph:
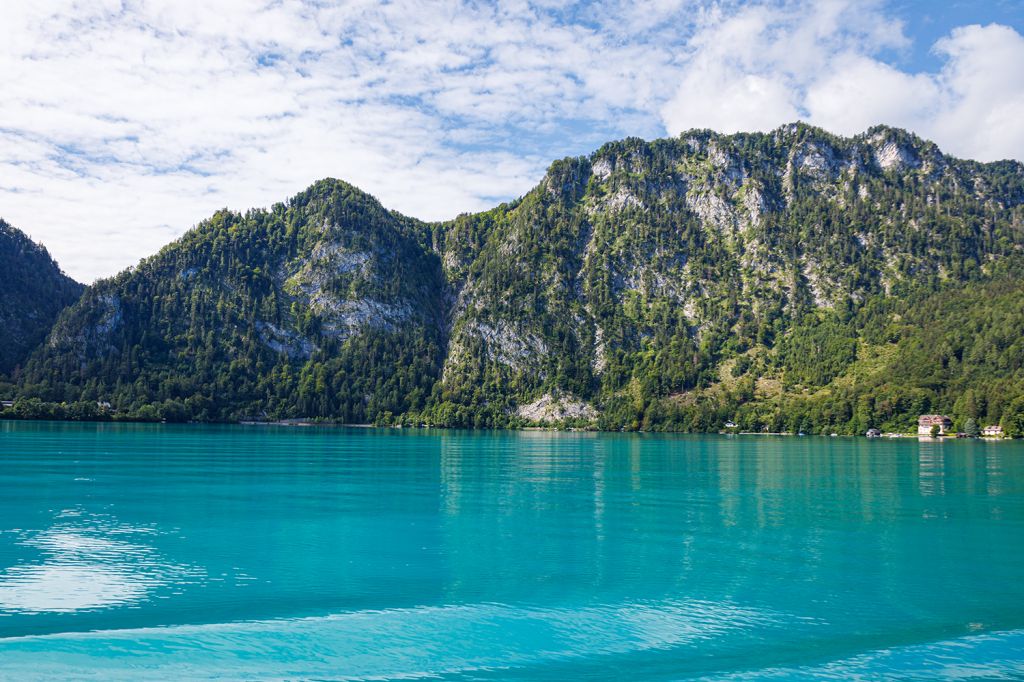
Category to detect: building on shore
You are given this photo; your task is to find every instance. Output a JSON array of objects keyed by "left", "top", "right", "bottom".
[
  {"left": 866, "top": 428, "right": 881, "bottom": 438},
  {"left": 982, "top": 425, "right": 1004, "bottom": 438},
  {"left": 918, "top": 415, "right": 952, "bottom": 437}
]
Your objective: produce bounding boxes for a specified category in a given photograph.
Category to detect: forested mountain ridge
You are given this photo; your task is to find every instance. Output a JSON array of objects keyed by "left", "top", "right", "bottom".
[
  {"left": 13, "top": 123, "right": 1024, "bottom": 434},
  {"left": 0, "top": 219, "right": 83, "bottom": 377},
  {"left": 19, "top": 182, "right": 445, "bottom": 422}
]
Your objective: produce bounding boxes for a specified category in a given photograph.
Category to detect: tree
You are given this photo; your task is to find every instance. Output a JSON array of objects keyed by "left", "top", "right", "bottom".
[
  {"left": 1002, "top": 397, "right": 1024, "bottom": 439},
  {"left": 963, "top": 417, "right": 979, "bottom": 438}
]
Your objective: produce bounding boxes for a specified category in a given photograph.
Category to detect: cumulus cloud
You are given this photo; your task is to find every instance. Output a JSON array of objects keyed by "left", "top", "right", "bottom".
[
  {"left": 0, "top": 0, "right": 1021, "bottom": 282},
  {"left": 661, "top": 1, "right": 1024, "bottom": 164},
  {"left": 928, "top": 24, "right": 1024, "bottom": 163}
]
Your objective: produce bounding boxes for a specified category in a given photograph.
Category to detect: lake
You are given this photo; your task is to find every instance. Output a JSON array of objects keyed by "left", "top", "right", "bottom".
[{"left": 0, "top": 421, "right": 1022, "bottom": 679}]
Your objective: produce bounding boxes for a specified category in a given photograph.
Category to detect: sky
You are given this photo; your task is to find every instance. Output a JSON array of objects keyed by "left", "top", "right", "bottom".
[{"left": 2, "top": 0, "right": 1023, "bottom": 283}]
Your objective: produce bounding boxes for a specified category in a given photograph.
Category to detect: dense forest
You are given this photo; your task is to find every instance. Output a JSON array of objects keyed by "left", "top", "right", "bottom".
[
  {"left": 0, "top": 220, "right": 83, "bottom": 382},
  {"left": 5, "top": 123, "right": 1024, "bottom": 435}
]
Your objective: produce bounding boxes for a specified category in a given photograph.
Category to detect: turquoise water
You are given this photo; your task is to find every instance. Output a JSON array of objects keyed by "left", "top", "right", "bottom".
[{"left": 0, "top": 422, "right": 1022, "bottom": 680}]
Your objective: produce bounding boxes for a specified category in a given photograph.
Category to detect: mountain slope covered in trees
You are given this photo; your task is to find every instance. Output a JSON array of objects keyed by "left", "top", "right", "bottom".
[
  {"left": 12, "top": 124, "right": 1024, "bottom": 434},
  {"left": 17, "top": 183, "right": 444, "bottom": 422},
  {"left": 0, "top": 219, "right": 83, "bottom": 377}
]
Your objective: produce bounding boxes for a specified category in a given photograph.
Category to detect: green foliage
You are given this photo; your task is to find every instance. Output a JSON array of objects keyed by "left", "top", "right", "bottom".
[
  {"left": 0, "top": 220, "right": 83, "bottom": 376},
  {"left": 779, "top": 315, "right": 857, "bottom": 388},
  {"left": 1003, "top": 397, "right": 1024, "bottom": 438},
  {"left": 8, "top": 125, "right": 1024, "bottom": 437},
  {"left": 2, "top": 398, "right": 111, "bottom": 422},
  {"left": 17, "top": 180, "right": 445, "bottom": 424}
]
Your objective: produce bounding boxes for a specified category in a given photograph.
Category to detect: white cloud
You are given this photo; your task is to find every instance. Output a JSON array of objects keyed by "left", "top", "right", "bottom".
[
  {"left": 929, "top": 24, "right": 1024, "bottom": 163},
  {"left": 661, "top": 2, "right": 1024, "bottom": 164},
  {"left": 805, "top": 55, "right": 941, "bottom": 134},
  {"left": 0, "top": 0, "right": 1021, "bottom": 282},
  {"left": 1, "top": 0, "right": 682, "bottom": 281}
]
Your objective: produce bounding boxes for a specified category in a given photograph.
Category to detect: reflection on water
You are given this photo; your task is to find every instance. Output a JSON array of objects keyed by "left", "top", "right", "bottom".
[
  {"left": 0, "top": 423, "right": 1021, "bottom": 679},
  {"left": 918, "top": 441, "right": 946, "bottom": 499},
  {"left": 0, "top": 509, "right": 201, "bottom": 614}
]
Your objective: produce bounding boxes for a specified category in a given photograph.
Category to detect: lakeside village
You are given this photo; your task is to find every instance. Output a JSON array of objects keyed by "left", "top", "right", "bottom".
[
  {"left": 0, "top": 397, "right": 1013, "bottom": 439},
  {"left": 722, "top": 414, "right": 1007, "bottom": 440}
]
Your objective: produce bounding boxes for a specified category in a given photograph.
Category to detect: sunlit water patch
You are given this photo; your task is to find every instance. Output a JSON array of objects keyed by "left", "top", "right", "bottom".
[{"left": 0, "top": 509, "right": 202, "bottom": 614}]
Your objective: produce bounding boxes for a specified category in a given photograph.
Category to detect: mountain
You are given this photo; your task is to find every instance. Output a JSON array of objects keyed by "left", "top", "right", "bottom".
[
  {"left": 18, "top": 182, "right": 445, "bottom": 422},
  {"left": 14, "top": 124, "right": 1024, "bottom": 434},
  {"left": 0, "top": 219, "right": 83, "bottom": 377}
]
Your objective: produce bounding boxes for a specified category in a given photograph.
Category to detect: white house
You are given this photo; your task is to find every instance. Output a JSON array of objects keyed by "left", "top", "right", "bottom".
[{"left": 918, "top": 415, "right": 951, "bottom": 436}]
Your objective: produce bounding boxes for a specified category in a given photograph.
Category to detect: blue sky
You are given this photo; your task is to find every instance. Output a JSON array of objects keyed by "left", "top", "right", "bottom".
[
  {"left": 891, "top": 0, "right": 1024, "bottom": 69},
  {"left": 1, "top": 0, "right": 1023, "bottom": 282}
]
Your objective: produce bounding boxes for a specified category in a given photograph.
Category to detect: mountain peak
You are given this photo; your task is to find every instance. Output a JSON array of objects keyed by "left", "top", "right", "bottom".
[{"left": 10, "top": 125, "right": 1024, "bottom": 433}]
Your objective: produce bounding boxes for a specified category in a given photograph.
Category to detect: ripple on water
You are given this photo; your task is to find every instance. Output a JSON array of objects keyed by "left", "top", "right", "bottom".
[
  {"left": 710, "top": 629, "right": 1024, "bottom": 680},
  {"left": 0, "top": 602, "right": 1022, "bottom": 680},
  {"left": 0, "top": 598, "right": 778, "bottom": 679},
  {"left": 0, "top": 509, "right": 202, "bottom": 614}
]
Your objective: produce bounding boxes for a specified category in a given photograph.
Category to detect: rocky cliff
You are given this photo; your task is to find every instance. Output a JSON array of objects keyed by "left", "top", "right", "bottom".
[{"left": 17, "top": 124, "right": 1024, "bottom": 432}]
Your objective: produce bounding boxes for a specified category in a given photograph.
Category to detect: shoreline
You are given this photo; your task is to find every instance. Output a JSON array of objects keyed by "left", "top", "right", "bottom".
[
  {"left": 0, "top": 417, "right": 1017, "bottom": 441},
  {"left": 239, "top": 420, "right": 374, "bottom": 428}
]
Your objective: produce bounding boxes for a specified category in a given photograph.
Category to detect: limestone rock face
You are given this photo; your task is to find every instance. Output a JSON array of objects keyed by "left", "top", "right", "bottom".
[
  {"left": 873, "top": 140, "right": 921, "bottom": 171},
  {"left": 517, "top": 393, "right": 597, "bottom": 423},
  {"left": 20, "top": 123, "right": 1024, "bottom": 426}
]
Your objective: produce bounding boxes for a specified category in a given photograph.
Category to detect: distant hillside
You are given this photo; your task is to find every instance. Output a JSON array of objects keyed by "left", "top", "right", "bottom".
[
  {"left": 17, "top": 183, "right": 445, "bottom": 422},
  {"left": 14, "top": 124, "right": 1024, "bottom": 434},
  {"left": 0, "top": 220, "right": 83, "bottom": 377}
]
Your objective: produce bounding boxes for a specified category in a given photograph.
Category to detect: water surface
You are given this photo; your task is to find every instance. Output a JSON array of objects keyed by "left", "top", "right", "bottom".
[{"left": 0, "top": 421, "right": 1022, "bottom": 679}]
